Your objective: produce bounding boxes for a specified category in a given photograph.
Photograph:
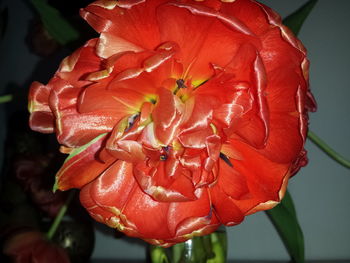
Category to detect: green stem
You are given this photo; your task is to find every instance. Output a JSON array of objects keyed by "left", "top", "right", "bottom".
[
  {"left": 46, "top": 190, "right": 75, "bottom": 240},
  {"left": 207, "top": 232, "right": 226, "bottom": 263},
  {"left": 308, "top": 130, "right": 350, "bottom": 169},
  {"left": 0, "top": 94, "right": 13, "bottom": 104},
  {"left": 150, "top": 246, "right": 169, "bottom": 263}
]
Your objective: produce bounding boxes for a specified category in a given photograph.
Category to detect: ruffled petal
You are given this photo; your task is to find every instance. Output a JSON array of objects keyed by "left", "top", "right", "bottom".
[
  {"left": 80, "top": 184, "right": 112, "bottom": 224},
  {"left": 258, "top": 112, "right": 303, "bottom": 163},
  {"left": 28, "top": 81, "right": 55, "bottom": 133},
  {"left": 152, "top": 87, "right": 183, "bottom": 145},
  {"left": 210, "top": 188, "right": 244, "bottom": 226},
  {"left": 57, "top": 39, "right": 102, "bottom": 86},
  {"left": 219, "top": 0, "right": 273, "bottom": 36},
  {"left": 81, "top": 0, "right": 164, "bottom": 50},
  {"left": 133, "top": 160, "right": 197, "bottom": 202},
  {"left": 121, "top": 181, "right": 172, "bottom": 240},
  {"left": 55, "top": 134, "right": 112, "bottom": 190},
  {"left": 48, "top": 82, "right": 118, "bottom": 147},
  {"left": 260, "top": 27, "right": 304, "bottom": 73},
  {"left": 78, "top": 84, "right": 146, "bottom": 114},
  {"left": 223, "top": 139, "right": 290, "bottom": 214},
  {"left": 157, "top": 1, "right": 257, "bottom": 82},
  {"left": 167, "top": 188, "right": 220, "bottom": 237}
]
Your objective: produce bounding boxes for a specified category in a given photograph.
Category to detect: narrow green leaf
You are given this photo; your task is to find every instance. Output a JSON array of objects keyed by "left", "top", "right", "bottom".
[
  {"left": 63, "top": 133, "right": 107, "bottom": 164},
  {"left": 283, "top": 0, "right": 318, "bottom": 36},
  {"left": 30, "top": 0, "right": 80, "bottom": 45},
  {"left": 266, "top": 191, "right": 304, "bottom": 263},
  {"left": 0, "top": 94, "right": 13, "bottom": 104}
]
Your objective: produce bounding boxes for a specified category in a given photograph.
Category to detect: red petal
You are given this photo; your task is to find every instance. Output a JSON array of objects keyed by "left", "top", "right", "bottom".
[
  {"left": 214, "top": 158, "right": 249, "bottom": 200},
  {"left": 219, "top": 0, "right": 272, "bottom": 36},
  {"left": 180, "top": 95, "right": 218, "bottom": 135},
  {"left": 167, "top": 188, "right": 219, "bottom": 236},
  {"left": 55, "top": 134, "right": 112, "bottom": 190},
  {"left": 56, "top": 110, "right": 119, "bottom": 147},
  {"left": 152, "top": 87, "right": 183, "bottom": 145},
  {"left": 266, "top": 68, "right": 302, "bottom": 113},
  {"left": 81, "top": 0, "right": 163, "bottom": 50},
  {"left": 133, "top": 160, "right": 196, "bottom": 202},
  {"left": 29, "top": 111, "right": 55, "bottom": 134},
  {"left": 232, "top": 111, "right": 267, "bottom": 149},
  {"left": 260, "top": 27, "right": 304, "bottom": 73},
  {"left": 57, "top": 39, "right": 102, "bottom": 86},
  {"left": 210, "top": 185, "right": 245, "bottom": 226},
  {"left": 224, "top": 139, "right": 290, "bottom": 214},
  {"left": 259, "top": 112, "right": 304, "bottom": 163},
  {"left": 86, "top": 161, "right": 135, "bottom": 208},
  {"left": 157, "top": 2, "right": 257, "bottom": 81},
  {"left": 178, "top": 126, "right": 213, "bottom": 149},
  {"left": 78, "top": 84, "right": 146, "bottom": 114},
  {"left": 96, "top": 32, "right": 143, "bottom": 59},
  {"left": 122, "top": 183, "right": 172, "bottom": 239},
  {"left": 49, "top": 83, "right": 118, "bottom": 147},
  {"left": 80, "top": 181, "right": 117, "bottom": 225},
  {"left": 28, "top": 81, "right": 54, "bottom": 133}
]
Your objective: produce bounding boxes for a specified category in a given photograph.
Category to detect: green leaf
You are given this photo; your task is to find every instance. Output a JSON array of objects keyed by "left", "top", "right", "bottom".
[
  {"left": 0, "top": 94, "right": 12, "bottom": 104},
  {"left": 266, "top": 191, "right": 304, "bottom": 263},
  {"left": 283, "top": 0, "right": 318, "bottom": 36},
  {"left": 30, "top": 0, "right": 80, "bottom": 45}
]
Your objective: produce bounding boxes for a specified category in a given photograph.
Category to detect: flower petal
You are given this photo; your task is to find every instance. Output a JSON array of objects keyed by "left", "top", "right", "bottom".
[
  {"left": 210, "top": 188, "right": 245, "bottom": 226},
  {"left": 224, "top": 139, "right": 290, "bottom": 214},
  {"left": 122, "top": 181, "right": 172, "bottom": 239},
  {"left": 157, "top": 1, "right": 257, "bottom": 81},
  {"left": 133, "top": 160, "right": 197, "bottom": 202},
  {"left": 28, "top": 81, "right": 55, "bottom": 133},
  {"left": 81, "top": 0, "right": 164, "bottom": 50},
  {"left": 152, "top": 87, "right": 183, "bottom": 145},
  {"left": 49, "top": 83, "right": 119, "bottom": 147},
  {"left": 55, "top": 134, "right": 112, "bottom": 190},
  {"left": 57, "top": 39, "right": 102, "bottom": 85},
  {"left": 168, "top": 188, "right": 220, "bottom": 237}
]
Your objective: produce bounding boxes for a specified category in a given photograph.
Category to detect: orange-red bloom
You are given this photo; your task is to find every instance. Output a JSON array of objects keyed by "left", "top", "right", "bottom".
[
  {"left": 29, "top": 0, "right": 316, "bottom": 246},
  {"left": 3, "top": 230, "right": 70, "bottom": 263}
]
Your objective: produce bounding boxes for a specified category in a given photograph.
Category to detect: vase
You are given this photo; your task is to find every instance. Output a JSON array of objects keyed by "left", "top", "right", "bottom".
[{"left": 149, "top": 227, "right": 227, "bottom": 263}]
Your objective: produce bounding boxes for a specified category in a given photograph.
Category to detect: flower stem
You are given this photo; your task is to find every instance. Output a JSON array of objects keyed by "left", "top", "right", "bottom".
[
  {"left": 46, "top": 190, "right": 75, "bottom": 240},
  {"left": 308, "top": 130, "right": 350, "bottom": 169},
  {"left": 0, "top": 94, "right": 13, "bottom": 104},
  {"left": 150, "top": 246, "right": 169, "bottom": 263}
]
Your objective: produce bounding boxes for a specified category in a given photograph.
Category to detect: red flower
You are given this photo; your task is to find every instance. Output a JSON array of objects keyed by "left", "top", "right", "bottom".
[
  {"left": 3, "top": 230, "right": 70, "bottom": 263},
  {"left": 28, "top": 0, "right": 316, "bottom": 246}
]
